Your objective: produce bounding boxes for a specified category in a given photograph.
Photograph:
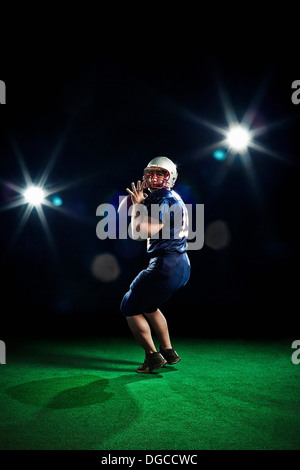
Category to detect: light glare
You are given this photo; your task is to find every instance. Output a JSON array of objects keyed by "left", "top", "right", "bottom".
[
  {"left": 23, "top": 186, "right": 45, "bottom": 206},
  {"left": 227, "top": 126, "right": 250, "bottom": 152}
]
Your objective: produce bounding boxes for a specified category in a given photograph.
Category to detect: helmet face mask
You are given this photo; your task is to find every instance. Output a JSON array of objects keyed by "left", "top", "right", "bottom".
[
  {"left": 143, "top": 167, "right": 170, "bottom": 190},
  {"left": 142, "top": 156, "right": 177, "bottom": 190}
]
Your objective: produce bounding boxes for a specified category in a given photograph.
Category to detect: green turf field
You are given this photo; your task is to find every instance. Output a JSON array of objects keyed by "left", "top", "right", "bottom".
[{"left": 0, "top": 337, "right": 299, "bottom": 450}]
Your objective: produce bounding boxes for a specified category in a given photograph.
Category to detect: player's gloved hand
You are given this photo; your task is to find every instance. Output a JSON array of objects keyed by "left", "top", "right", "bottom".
[{"left": 126, "top": 180, "right": 148, "bottom": 205}]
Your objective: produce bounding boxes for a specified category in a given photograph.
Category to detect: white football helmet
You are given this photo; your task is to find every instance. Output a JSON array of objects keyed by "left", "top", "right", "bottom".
[{"left": 143, "top": 156, "right": 178, "bottom": 190}]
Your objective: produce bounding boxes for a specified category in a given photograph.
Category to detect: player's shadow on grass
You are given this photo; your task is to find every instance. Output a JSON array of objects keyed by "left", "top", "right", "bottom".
[
  {"left": 5, "top": 373, "right": 166, "bottom": 409},
  {"left": 2, "top": 373, "right": 169, "bottom": 448}
]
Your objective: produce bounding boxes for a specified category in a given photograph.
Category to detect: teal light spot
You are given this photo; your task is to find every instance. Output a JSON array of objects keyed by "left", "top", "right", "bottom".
[
  {"left": 52, "top": 196, "right": 63, "bottom": 207},
  {"left": 213, "top": 150, "right": 226, "bottom": 160}
]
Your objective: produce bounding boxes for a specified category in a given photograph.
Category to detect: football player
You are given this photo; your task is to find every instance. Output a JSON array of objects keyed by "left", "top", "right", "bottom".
[{"left": 120, "top": 156, "right": 191, "bottom": 373}]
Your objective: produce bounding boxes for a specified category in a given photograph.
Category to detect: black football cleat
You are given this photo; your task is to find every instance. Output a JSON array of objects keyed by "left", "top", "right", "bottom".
[
  {"left": 136, "top": 352, "right": 167, "bottom": 373},
  {"left": 159, "top": 347, "right": 181, "bottom": 365}
]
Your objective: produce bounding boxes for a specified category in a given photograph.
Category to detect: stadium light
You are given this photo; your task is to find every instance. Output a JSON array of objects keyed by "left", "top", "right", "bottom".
[
  {"left": 226, "top": 125, "right": 250, "bottom": 153},
  {"left": 23, "top": 186, "right": 45, "bottom": 206}
]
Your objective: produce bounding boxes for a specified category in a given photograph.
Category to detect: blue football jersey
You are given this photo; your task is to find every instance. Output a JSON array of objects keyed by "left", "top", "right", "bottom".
[{"left": 143, "top": 188, "right": 189, "bottom": 255}]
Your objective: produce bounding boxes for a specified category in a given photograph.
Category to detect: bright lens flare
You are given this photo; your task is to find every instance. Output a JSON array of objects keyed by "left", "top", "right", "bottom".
[
  {"left": 227, "top": 126, "right": 250, "bottom": 153},
  {"left": 23, "top": 186, "right": 45, "bottom": 206}
]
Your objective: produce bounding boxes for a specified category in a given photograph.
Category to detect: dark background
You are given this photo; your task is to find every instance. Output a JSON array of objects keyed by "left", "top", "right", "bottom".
[{"left": 1, "top": 24, "right": 299, "bottom": 340}]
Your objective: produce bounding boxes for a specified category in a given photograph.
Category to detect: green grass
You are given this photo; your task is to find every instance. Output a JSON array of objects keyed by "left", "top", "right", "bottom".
[{"left": 0, "top": 337, "right": 299, "bottom": 450}]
